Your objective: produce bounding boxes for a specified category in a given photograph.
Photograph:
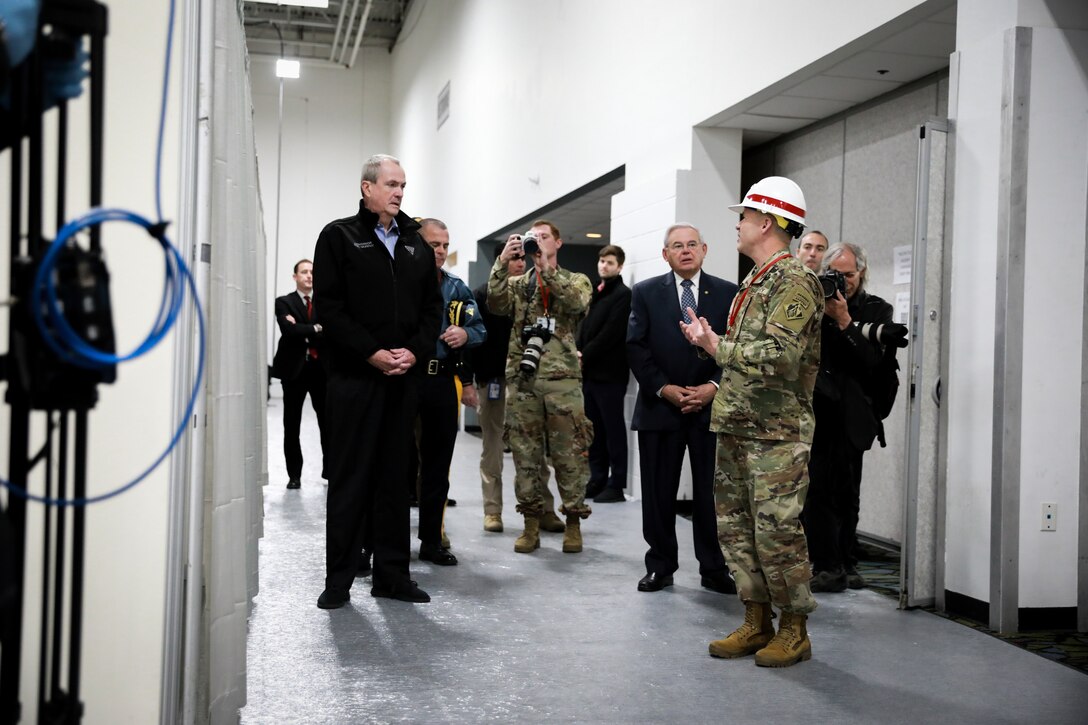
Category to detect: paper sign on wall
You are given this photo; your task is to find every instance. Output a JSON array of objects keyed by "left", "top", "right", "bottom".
[
  {"left": 895, "top": 292, "right": 910, "bottom": 325},
  {"left": 893, "top": 245, "right": 912, "bottom": 285}
]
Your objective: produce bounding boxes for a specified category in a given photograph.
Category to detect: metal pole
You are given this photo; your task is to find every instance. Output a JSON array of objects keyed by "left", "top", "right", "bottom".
[{"left": 272, "top": 74, "right": 284, "bottom": 362}]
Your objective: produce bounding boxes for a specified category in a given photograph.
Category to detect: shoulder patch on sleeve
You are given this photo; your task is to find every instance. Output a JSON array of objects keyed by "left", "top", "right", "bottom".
[{"left": 769, "top": 291, "right": 815, "bottom": 334}]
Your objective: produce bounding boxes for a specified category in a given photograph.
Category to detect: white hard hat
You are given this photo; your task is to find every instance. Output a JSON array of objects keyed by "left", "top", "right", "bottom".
[{"left": 728, "top": 176, "right": 807, "bottom": 237}]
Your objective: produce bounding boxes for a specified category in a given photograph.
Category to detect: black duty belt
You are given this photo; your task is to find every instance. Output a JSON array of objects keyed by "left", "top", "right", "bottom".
[{"left": 426, "top": 359, "right": 454, "bottom": 376}]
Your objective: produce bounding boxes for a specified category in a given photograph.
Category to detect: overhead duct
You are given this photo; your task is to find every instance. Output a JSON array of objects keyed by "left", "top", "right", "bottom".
[
  {"left": 347, "top": 0, "right": 374, "bottom": 68},
  {"left": 328, "top": 0, "right": 350, "bottom": 62},
  {"left": 335, "top": 0, "right": 360, "bottom": 65}
]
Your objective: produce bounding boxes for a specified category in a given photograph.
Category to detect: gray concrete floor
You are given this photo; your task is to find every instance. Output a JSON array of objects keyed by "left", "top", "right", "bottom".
[{"left": 243, "top": 396, "right": 1088, "bottom": 724}]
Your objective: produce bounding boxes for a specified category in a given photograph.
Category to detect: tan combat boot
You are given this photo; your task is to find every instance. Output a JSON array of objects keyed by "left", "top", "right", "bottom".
[
  {"left": 562, "top": 516, "right": 582, "bottom": 553},
  {"left": 754, "top": 611, "right": 812, "bottom": 668},
  {"left": 708, "top": 601, "right": 775, "bottom": 658},
  {"left": 539, "top": 511, "right": 566, "bottom": 533},
  {"left": 483, "top": 514, "right": 504, "bottom": 533},
  {"left": 514, "top": 515, "right": 541, "bottom": 553}
]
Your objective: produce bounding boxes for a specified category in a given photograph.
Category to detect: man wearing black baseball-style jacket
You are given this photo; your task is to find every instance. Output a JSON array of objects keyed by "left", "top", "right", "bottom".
[
  {"left": 312, "top": 154, "right": 442, "bottom": 609},
  {"left": 577, "top": 244, "right": 631, "bottom": 503}
]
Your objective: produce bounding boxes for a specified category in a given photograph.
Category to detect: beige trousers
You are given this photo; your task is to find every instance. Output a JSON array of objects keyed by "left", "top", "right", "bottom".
[{"left": 477, "top": 380, "right": 554, "bottom": 515}]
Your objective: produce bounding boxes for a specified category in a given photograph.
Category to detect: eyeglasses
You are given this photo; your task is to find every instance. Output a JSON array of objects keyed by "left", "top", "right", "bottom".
[
  {"left": 510, "top": 254, "right": 525, "bottom": 261},
  {"left": 667, "top": 241, "right": 702, "bottom": 252}
]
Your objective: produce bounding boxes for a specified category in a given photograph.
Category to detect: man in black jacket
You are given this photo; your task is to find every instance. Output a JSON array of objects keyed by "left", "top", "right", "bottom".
[
  {"left": 272, "top": 259, "right": 326, "bottom": 489},
  {"left": 577, "top": 245, "right": 631, "bottom": 503},
  {"left": 803, "top": 242, "right": 904, "bottom": 592},
  {"left": 312, "top": 154, "right": 442, "bottom": 608}
]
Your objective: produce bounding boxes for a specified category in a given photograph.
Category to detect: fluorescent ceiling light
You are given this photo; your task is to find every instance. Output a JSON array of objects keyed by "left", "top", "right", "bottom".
[
  {"left": 586, "top": 233, "right": 603, "bottom": 239},
  {"left": 250, "top": 0, "right": 329, "bottom": 8},
  {"left": 276, "top": 59, "right": 301, "bottom": 78}
]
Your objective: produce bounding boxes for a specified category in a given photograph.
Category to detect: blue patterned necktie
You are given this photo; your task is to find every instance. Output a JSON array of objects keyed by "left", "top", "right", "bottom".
[{"left": 680, "top": 279, "right": 696, "bottom": 323}]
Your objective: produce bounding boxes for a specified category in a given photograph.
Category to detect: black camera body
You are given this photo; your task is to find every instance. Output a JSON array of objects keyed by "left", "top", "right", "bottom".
[
  {"left": 519, "top": 324, "right": 552, "bottom": 376},
  {"left": 818, "top": 270, "right": 847, "bottom": 299}
]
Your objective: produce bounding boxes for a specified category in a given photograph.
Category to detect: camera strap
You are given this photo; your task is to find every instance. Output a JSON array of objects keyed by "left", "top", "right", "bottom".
[
  {"left": 727, "top": 251, "right": 792, "bottom": 333},
  {"left": 534, "top": 268, "right": 551, "bottom": 316}
]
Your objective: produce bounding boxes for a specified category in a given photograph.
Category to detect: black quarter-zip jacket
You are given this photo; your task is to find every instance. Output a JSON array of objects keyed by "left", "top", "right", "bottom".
[{"left": 312, "top": 201, "right": 442, "bottom": 377}]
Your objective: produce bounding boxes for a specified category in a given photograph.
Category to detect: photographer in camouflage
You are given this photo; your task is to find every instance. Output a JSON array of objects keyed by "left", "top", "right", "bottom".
[
  {"left": 487, "top": 220, "right": 593, "bottom": 554},
  {"left": 681, "top": 177, "right": 823, "bottom": 668}
]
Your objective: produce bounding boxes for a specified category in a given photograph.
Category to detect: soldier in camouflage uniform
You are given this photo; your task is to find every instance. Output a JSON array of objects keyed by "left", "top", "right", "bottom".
[
  {"left": 487, "top": 219, "right": 594, "bottom": 554},
  {"left": 681, "top": 176, "right": 823, "bottom": 668}
]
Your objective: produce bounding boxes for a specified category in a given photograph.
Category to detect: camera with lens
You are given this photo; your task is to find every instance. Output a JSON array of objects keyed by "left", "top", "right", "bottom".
[
  {"left": 818, "top": 270, "right": 847, "bottom": 299},
  {"left": 519, "top": 323, "right": 552, "bottom": 376},
  {"left": 858, "top": 321, "right": 910, "bottom": 348},
  {"left": 521, "top": 230, "right": 540, "bottom": 256}
]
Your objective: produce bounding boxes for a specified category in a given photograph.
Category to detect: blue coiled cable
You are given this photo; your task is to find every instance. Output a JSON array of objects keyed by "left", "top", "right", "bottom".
[
  {"left": 1, "top": 0, "right": 205, "bottom": 506},
  {"left": 3, "top": 208, "right": 206, "bottom": 507}
]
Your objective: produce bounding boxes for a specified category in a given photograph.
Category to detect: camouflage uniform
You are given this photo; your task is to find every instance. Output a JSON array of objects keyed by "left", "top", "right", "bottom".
[
  {"left": 709, "top": 252, "right": 823, "bottom": 614},
  {"left": 487, "top": 258, "right": 593, "bottom": 518}
]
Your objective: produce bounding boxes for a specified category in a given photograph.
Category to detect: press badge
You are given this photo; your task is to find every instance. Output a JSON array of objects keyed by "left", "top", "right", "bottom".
[
  {"left": 488, "top": 381, "right": 502, "bottom": 400},
  {"left": 535, "top": 316, "right": 556, "bottom": 333}
]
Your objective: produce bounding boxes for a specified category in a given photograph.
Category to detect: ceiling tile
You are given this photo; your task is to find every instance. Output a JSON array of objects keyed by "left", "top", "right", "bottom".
[
  {"left": 716, "top": 113, "right": 815, "bottom": 134},
  {"left": 823, "top": 50, "right": 951, "bottom": 83},
  {"left": 871, "top": 21, "right": 956, "bottom": 57},
  {"left": 785, "top": 75, "right": 904, "bottom": 103},
  {"left": 748, "top": 95, "right": 857, "bottom": 119}
]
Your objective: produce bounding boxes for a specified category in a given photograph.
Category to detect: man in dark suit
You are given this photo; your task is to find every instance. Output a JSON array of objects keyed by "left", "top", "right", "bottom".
[
  {"left": 627, "top": 223, "right": 737, "bottom": 594},
  {"left": 272, "top": 259, "right": 326, "bottom": 490}
]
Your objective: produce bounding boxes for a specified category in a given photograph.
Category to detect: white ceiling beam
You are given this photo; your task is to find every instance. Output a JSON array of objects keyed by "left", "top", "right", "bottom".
[
  {"left": 328, "top": 0, "right": 348, "bottom": 62},
  {"left": 337, "top": 0, "right": 361, "bottom": 66},
  {"left": 347, "top": 0, "right": 374, "bottom": 69}
]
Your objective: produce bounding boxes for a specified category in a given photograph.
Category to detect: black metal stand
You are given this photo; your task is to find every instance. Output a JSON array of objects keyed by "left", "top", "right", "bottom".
[{"left": 0, "top": 3, "right": 109, "bottom": 723}]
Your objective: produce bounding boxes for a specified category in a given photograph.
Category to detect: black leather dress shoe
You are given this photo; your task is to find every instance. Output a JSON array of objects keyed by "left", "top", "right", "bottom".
[
  {"left": 700, "top": 571, "right": 737, "bottom": 594},
  {"left": 585, "top": 480, "right": 606, "bottom": 499},
  {"left": 356, "top": 550, "right": 372, "bottom": 577},
  {"left": 594, "top": 487, "right": 626, "bottom": 503},
  {"left": 420, "top": 544, "right": 458, "bottom": 566},
  {"left": 317, "top": 588, "right": 350, "bottom": 609},
  {"left": 446, "top": 497, "right": 457, "bottom": 507},
  {"left": 637, "top": 572, "right": 674, "bottom": 592},
  {"left": 286, "top": 478, "right": 301, "bottom": 490},
  {"left": 371, "top": 579, "right": 431, "bottom": 603}
]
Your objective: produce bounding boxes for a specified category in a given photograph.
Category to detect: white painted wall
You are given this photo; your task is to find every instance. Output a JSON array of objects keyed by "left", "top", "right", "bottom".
[
  {"left": 947, "top": 0, "right": 1088, "bottom": 607},
  {"left": 385, "top": 0, "right": 933, "bottom": 271},
  {"left": 249, "top": 50, "right": 391, "bottom": 360},
  {"left": 0, "top": 2, "right": 182, "bottom": 722},
  {"left": 1016, "top": 24, "right": 1088, "bottom": 608},
  {"left": 944, "top": 6, "right": 1008, "bottom": 603}
]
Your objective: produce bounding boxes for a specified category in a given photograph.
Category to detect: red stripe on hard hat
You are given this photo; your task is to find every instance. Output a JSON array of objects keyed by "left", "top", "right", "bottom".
[{"left": 747, "top": 193, "right": 805, "bottom": 218}]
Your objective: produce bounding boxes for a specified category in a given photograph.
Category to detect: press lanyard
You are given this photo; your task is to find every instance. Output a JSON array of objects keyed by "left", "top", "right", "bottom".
[{"left": 727, "top": 252, "right": 792, "bottom": 333}]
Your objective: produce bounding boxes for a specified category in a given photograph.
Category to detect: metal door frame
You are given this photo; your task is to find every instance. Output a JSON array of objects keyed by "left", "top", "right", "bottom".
[{"left": 901, "top": 117, "right": 950, "bottom": 609}]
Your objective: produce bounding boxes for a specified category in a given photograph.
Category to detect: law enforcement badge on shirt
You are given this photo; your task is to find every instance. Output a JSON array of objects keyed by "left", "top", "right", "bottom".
[{"left": 769, "top": 292, "right": 815, "bottom": 334}]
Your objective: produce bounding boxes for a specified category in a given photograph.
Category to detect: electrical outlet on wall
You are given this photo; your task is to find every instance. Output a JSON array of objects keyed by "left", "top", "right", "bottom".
[{"left": 1041, "top": 502, "right": 1057, "bottom": 531}]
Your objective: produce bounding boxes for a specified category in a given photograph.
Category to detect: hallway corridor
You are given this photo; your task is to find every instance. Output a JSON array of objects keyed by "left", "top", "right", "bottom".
[{"left": 242, "top": 398, "right": 1087, "bottom": 723}]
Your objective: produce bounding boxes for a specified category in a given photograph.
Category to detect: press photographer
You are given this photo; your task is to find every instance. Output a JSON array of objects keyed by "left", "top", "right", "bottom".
[
  {"left": 803, "top": 242, "right": 907, "bottom": 593},
  {"left": 486, "top": 220, "right": 594, "bottom": 555}
]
